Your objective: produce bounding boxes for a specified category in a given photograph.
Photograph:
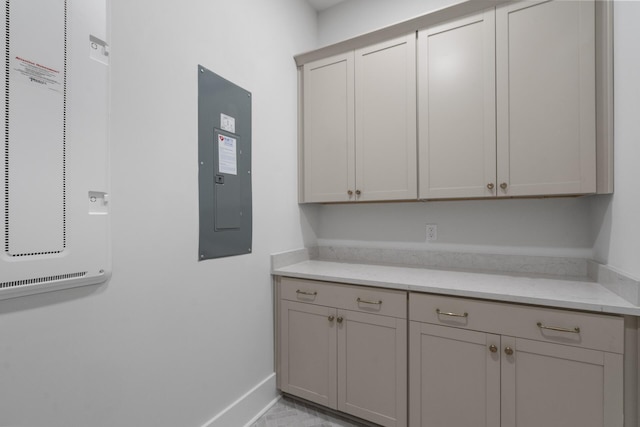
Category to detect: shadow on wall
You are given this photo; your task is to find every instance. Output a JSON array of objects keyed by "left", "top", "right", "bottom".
[
  {"left": 590, "top": 194, "right": 613, "bottom": 264},
  {"left": 299, "top": 204, "right": 321, "bottom": 247},
  {"left": 312, "top": 197, "right": 594, "bottom": 252},
  {"left": 0, "top": 282, "right": 106, "bottom": 316}
]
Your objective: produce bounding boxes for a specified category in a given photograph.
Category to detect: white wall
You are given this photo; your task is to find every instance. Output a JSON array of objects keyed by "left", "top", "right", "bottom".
[
  {"left": 315, "top": 0, "right": 596, "bottom": 259},
  {"left": 318, "top": 198, "right": 593, "bottom": 257},
  {"left": 318, "top": 0, "right": 460, "bottom": 46},
  {"left": 0, "top": 1, "right": 317, "bottom": 427},
  {"left": 591, "top": 1, "right": 640, "bottom": 280}
]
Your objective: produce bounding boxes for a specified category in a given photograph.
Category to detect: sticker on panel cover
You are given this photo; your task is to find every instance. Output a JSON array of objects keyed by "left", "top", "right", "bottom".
[
  {"left": 218, "top": 134, "right": 238, "bottom": 175},
  {"left": 220, "top": 113, "right": 236, "bottom": 133},
  {"left": 10, "top": 56, "right": 63, "bottom": 93}
]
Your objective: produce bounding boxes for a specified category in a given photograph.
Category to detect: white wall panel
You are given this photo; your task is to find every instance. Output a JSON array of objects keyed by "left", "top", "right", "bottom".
[{"left": 1, "top": 0, "right": 110, "bottom": 298}]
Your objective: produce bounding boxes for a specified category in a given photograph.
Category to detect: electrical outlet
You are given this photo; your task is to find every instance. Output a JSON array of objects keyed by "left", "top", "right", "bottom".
[{"left": 426, "top": 224, "right": 437, "bottom": 241}]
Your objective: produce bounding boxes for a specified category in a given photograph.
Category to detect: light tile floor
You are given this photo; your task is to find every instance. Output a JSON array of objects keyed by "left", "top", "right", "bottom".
[{"left": 251, "top": 395, "right": 370, "bottom": 427}]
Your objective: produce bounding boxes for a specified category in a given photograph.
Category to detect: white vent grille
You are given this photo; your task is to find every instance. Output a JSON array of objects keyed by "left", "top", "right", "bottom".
[{"left": 0, "top": 271, "right": 87, "bottom": 289}]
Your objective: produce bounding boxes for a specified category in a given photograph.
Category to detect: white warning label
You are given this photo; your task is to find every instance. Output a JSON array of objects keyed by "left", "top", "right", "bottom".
[
  {"left": 10, "top": 56, "right": 63, "bottom": 93},
  {"left": 218, "top": 134, "right": 238, "bottom": 175}
]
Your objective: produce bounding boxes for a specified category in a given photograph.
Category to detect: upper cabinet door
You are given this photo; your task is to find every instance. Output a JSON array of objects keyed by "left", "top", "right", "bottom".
[
  {"left": 496, "top": 0, "right": 596, "bottom": 197},
  {"left": 355, "top": 35, "right": 417, "bottom": 202},
  {"left": 303, "top": 52, "right": 355, "bottom": 203},
  {"left": 418, "top": 10, "right": 496, "bottom": 200}
]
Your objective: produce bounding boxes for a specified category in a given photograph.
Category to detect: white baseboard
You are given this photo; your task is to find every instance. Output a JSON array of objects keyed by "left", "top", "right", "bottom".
[
  {"left": 243, "top": 394, "right": 281, "bottom": 427},
  {"left": 201, "top": 373, "right": 279, "bottom": 427}
]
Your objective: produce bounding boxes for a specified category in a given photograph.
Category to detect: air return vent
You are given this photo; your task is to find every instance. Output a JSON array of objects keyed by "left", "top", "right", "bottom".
[
  {"left": 1, "top": 271, "right": 86, "bottom": 289},
  {"left": 1, "top": 0, "right": 110, "bottom": 301}
]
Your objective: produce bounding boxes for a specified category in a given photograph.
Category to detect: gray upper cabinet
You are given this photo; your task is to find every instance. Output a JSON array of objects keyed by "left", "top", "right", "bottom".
[
  {"left": 302, "top": 52, "right": 355, "bottom": 203},
  {"left": 354, "top": 36, "right": 417, "bottom": 202},
  {"left": 301, "top": 35, "right": 417, "bottom": 203},
  {"left": 419, "top": 0, "right": 597, "bottom": 200},
  {"left": 496, "top": 0, "right": 596, "bottom": 197},
  {"left": 418, "top": 10, "right": 496, "bottom": 199},
  {"left": 299, "top": 0, "right": 608, "bottom": 203}
]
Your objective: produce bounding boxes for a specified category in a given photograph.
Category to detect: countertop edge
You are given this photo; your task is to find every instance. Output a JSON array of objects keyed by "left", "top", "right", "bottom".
[{"left": 272, "top": 261, "right": 640, "bottom": 317}]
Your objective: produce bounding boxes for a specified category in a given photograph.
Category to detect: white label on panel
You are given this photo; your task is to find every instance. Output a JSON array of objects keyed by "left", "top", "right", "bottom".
[
  {"left": 10, "top": 55, "right": 63, "bottom": 93},
  {"left": 220, "top": 113, "right": 236, "bottom": 133},
  {"left": 218, "top": 134, "right": 237, "bottom": 175}
]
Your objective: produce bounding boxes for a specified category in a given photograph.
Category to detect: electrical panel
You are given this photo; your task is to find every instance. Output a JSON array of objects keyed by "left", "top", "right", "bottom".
[
  {"left": 1, "top": 0, "right": 110, "bottom": 299},
  {"left": 198, "top": 66, "right": 252, "bottom": 260}
]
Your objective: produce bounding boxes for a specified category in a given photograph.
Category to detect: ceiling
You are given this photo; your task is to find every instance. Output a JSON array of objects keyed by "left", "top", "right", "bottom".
[{"left": 307, "top": 0, "right": 347, "bottom": 12}]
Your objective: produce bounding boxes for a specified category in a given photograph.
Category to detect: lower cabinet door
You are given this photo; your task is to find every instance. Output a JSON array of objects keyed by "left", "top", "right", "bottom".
[
  {"left": 280, "top": 300, "right": 337, "bottom": 408},
  {"left": 409, "top": 322, "right": 500, "bottom": 427},
  {"left": 338, "top": 310, "right": 407, "bottom": 427},
  {"left": 501, "top": 336, "right": 623, "bottom": 427}
]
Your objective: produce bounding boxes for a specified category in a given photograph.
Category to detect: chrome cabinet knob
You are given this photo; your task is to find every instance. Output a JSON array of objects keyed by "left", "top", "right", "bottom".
[
  {"left": 500, "top": 182, "right": 508, "bottom": 190},
  {"left": 489, "top": 345, "right": 498, "bottom": 353},
  {"left": 487, "top": 183, "right": 495, "bottom": 190},
  {"left": 336, "top": 316, "right": 344, "bottom": 324},
  {"left": 504, "top": 346, "right": 514, "bottom": 356},
  {"left": 355, "top": 190, "right": 361, "bottom": 196},
  {"left": 328, "top": 315, "right": 335, "bottom": 322},
  {"left": 347, "top": 190, "right": 353, "bottom": 196}
]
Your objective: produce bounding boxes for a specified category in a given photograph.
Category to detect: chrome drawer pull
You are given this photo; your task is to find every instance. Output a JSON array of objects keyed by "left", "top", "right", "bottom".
[
  {"left": 357, "top": 297, "right": 382, "bottom": 305},
  {"left": 296, "top": 289, "right": 317, "bottom": 296},
  {"left": 537, "top": 322, "right": 580, "bottom": 334},
  {"left": 436, "top": 308, "right": 468, "bottom": 318}
]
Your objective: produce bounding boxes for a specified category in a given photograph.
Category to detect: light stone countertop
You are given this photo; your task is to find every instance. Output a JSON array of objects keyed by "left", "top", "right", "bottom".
[{"left": 272, "top": 260, "right": 640, "bottom": 316}]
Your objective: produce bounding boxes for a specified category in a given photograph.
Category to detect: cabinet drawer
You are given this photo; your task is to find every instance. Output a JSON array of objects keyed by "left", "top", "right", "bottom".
[
  {"left": 280, "top": 277, "right": 339, "bottom": 308},
  {"left": 336, "top": 283, "right": 407, "bottom": 319},
  {"left": 280, "top": 277, "right": 407, "bottom": 319},
  {"left": 410, "top": 293, "right": 624, "bottom": 354}
]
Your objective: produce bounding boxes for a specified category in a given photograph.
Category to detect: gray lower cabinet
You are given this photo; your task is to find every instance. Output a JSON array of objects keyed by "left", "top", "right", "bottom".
[
  {"left": 409, "top": 293, "right": 625, "bottom": 427},
  {"left": 278, "top": 277, "right": 407, "bottom": 427},
  {"left": 409, "top": 323, "right": 500, "bottom": 426},
  {"left": 280, "top": 300, "right": 337, "bottom": 408},
  {"left": 276, "top": 277, "right": 626, "bottom": 427}
]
